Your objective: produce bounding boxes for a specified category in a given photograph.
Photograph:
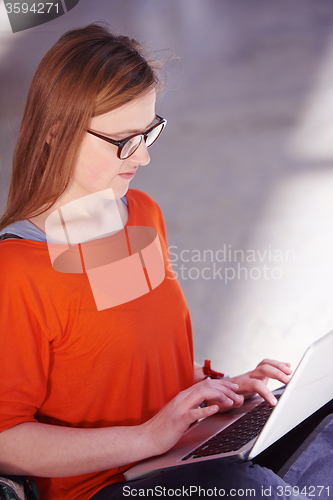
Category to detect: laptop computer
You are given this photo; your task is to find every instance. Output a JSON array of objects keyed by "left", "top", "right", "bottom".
[{"left": 125, "top": 329, "right": 333, "bottom": 481}]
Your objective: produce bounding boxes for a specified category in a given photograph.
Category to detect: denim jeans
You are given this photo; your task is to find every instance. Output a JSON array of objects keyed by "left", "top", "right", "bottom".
[
  {"left": 90, "top": 458, "right": 309, "bottom": 499},
  {"left": 91, "top": 404, "right": 333, "bottom": 499}
]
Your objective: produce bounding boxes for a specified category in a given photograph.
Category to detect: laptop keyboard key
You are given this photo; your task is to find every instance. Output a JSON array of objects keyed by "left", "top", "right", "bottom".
[{"left": 182, "top": 395, "right": 281, "bottom": 460}]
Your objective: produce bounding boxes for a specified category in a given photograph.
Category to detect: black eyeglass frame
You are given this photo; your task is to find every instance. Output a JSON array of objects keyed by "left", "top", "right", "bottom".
[{"left": 86, "top": 115, "right": 167, "bottom": 159}]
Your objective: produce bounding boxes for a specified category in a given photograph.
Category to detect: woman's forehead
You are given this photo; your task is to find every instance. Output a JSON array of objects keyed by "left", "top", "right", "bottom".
[{"left": 91, "top": 89, "right": 156, "bottom": 134}]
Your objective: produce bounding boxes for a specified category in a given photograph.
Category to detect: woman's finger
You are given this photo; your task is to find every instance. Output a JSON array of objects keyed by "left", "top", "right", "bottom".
[
  {"left": 184, "top": 379, "right": 242, "bottom": 410},
  {"left": 256, "top": 359, "right": 292, "bottom": 375},
  {"left": 253, "top": 364, "right": 291, "bottom": 384}
]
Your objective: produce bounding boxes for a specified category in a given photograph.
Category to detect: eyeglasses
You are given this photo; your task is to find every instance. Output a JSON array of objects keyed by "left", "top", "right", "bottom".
[{"left": 86, "top": 115, "right": 167, "bottom": 160}]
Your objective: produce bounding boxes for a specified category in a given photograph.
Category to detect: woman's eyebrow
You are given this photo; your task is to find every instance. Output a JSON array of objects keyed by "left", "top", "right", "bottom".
[{"left": 117, "top": 116, "right": 157, "bottom": 136}]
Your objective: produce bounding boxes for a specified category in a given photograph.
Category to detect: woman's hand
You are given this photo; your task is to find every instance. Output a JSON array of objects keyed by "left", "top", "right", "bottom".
[
  {"left": 142, "top": 359, "right": 291, "bottom": 458},
  {"left": 141, "top": 378, "right": 243, "bottom": 457},
  {"left": 229, "top": 359, "right": 292, "bottom": 406}
]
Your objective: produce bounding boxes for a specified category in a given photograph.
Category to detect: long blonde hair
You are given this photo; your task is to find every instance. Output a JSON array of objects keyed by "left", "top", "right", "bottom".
[{"left": 0, "top": 23, "right": 159, "bottom": 231}]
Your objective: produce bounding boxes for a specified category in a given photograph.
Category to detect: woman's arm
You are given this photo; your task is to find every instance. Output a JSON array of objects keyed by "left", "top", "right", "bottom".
[
  {"left": 0, "top": 360, "right": 291, "bottom": 478},
  {"left": 194, "top": 361, "right": 205, "bottom": 382},
  {"left": 0, "top": 421, "right": 148, "bottom": 477},
  {"left": 0, "top": 378, "right": 241, "bottom": 478}
]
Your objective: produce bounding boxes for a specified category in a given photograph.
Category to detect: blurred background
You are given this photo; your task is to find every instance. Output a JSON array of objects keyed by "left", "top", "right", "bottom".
[{"left": 1, "top": 0, "right": 333, "bottom": 382}]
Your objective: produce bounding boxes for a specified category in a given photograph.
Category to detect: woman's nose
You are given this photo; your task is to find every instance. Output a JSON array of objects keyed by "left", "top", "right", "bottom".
[{"left": 130, "top": 140, "right": 150, "bottom": 166}]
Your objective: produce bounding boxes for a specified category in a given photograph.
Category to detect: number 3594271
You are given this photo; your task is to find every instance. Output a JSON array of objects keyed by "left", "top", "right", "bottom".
[
  {"left": 276, "top": 485, "right": 330, "bottom": 497},
  {"left": 5, "top": 3, "right": 59, "bottom": 14}
]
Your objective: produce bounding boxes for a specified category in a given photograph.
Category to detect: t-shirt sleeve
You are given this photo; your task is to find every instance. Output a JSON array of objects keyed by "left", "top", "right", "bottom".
[{"left": 0, "top": 245, "right": 51, "bottom": 433}]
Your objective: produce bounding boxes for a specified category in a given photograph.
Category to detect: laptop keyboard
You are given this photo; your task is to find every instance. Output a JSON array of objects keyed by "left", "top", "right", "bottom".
[{"left": 182, "top": 395, "right": 281, "bottom": 460}]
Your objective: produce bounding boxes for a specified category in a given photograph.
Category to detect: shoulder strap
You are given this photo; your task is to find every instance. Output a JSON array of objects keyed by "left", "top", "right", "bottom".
[{"left": 0, "top": 233, "right": 24, "bottom": 241}]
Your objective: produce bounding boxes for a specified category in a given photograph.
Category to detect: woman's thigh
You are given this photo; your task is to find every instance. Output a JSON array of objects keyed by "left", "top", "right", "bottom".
[{"left": 91, "top": 459, "right": 307, "bottom": 499}]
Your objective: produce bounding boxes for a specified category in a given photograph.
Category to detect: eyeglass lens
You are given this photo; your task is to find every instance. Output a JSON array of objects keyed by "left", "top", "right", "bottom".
[{"left": 120, "top": 121, "right": 165, "bottom": 159}]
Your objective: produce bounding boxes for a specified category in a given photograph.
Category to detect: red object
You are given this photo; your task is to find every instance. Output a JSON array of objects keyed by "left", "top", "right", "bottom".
[{"left": 203, "top": 360, "right": 224, "bottom": 379}]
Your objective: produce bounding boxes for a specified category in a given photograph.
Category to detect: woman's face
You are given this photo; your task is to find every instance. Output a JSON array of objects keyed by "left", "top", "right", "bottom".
[{"left": 65, "top": 88, "right": 156, "bottom": 201}]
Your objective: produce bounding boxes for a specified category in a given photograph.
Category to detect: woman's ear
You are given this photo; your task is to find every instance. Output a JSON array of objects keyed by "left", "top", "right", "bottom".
[{"left": 46, "top": 122, "right": 60, "bottom": 146}]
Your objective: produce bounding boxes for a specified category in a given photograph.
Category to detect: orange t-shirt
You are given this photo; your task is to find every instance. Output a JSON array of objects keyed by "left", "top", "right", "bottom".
[{"left": 0, "top": 189, "right": 195, "bottom": 500}]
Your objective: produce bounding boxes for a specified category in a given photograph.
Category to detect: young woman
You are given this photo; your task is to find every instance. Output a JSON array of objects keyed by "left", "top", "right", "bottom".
[{"left": 0, "top": 23, "right": 305, "bottom": 500}]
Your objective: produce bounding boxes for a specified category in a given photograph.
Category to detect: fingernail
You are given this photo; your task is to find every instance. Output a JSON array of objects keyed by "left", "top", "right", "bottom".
[
  {"left": 271, "top": 397, "right": 278, "bottom": 406},
  {"left": 208, "top": 404, "right": 218, "bottom": 413}
]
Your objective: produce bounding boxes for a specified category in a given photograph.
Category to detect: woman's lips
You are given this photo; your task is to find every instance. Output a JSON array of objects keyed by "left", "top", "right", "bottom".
[{"left": 118, "top": 171, "right": 136, "bottom": 180}]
